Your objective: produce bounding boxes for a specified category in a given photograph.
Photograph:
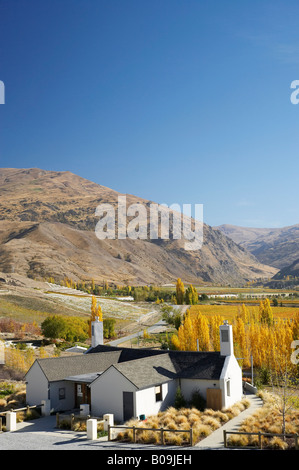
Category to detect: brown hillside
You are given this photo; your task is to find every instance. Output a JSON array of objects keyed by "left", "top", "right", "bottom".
[{"left": 0, "top": 168, "right": 277, "bottom": 285}]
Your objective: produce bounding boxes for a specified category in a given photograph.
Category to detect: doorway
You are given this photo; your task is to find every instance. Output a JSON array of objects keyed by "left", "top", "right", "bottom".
[
  {"left": 75, "top": 383, "right": 91, "bottom": 408},
  {"left": 123, "top": 391, "right": 134, "bottom": 421}
]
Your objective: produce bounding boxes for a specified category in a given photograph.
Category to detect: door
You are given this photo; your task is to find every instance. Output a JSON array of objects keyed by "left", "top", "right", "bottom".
[
  {"left": 206, "top": 388, "right": 222, "bottom": 410},
  {"left": 75, "top": 383, "right": 91, "bottom": 408},
  {"left": 123, "top": 391, "right": 134, "bottom": 421}
]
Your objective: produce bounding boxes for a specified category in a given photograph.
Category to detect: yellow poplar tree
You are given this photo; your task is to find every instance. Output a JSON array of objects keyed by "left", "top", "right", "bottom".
[
  {"left": 259, "top": 299, "right": 274, "bottom": 325},
  {"left": 176, "top": 278, "right": 185, "bottom": 305},
  {"left": 89, "top": 295, "right": 103, "bottom": 337},
  {"left": 209, "top": 315, "right": 223, "bottom": 351}
]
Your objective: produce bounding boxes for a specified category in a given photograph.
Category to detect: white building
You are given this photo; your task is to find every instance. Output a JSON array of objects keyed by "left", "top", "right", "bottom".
[{"left": 25, "top": 320, "right": 242, "bottom": 421}]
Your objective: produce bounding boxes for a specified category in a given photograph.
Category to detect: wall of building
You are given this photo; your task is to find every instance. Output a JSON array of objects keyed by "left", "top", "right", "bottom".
[
  {"left": 26, "top": 362, "right": 48, "bottom": 406},
  {"left": 49, "top": 380, "right": 75, "bottom": 412},
  {"left": 220, "top": 355, "right": 242, "bottom": 409},
  {"left": 135, "top": 380, "right": 177, "bottom": 418},
  {"left": 180, "top": 378, "right": 220, "bottom": 402},
  {"left": 90, "top": 366, "right": 137, "bottom": 421}
]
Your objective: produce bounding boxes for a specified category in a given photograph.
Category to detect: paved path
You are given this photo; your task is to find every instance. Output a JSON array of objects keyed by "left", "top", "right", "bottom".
[
  {"left": 195, "top": 394, "right": 263, "bottom": 449},
  {"left": 0, "top": 394, "right": 263, "bottom": 450}
]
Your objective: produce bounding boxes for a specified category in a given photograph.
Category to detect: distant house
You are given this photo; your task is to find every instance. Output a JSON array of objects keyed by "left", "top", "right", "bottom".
[
  {"left": 65, "top": 345, "right": 88, "bottom": 354},
  {"left": 25, "top": 321, "right": 242, "bottom": 421}
]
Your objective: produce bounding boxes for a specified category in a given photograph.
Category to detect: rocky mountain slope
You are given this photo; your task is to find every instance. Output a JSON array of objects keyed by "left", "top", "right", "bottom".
[
  {"left": 273, "top": 258, "right": 299, "bottom": 279},
  {"left": 0, "top": 168, "right": 277, "bottom": 285},
  {"left": 215, "top": 223, "right": 299, "bottom": 270}
]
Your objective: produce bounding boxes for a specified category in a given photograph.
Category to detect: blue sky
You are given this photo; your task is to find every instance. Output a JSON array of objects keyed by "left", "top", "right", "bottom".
[{"left": 0, "top": 0, "right": 299, "bottom": 228}]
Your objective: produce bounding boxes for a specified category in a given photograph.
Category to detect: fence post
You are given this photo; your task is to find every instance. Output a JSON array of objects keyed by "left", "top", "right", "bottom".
[
  {"left": 189, "top": 427, "right": 193, "bottom": 447},
  {"left": 86, "top": 418, "right": 97, "bottom": 440},
  {"left": 160, "top": 427, "right": 164, "bottom": 445},
  {"left": 223, "top": 430, "right": 227, "bottom": 448},
  {"left": 56, "top": 412, "right": 59, "bottom": 428},
  {"left": 104, "top": 413, "right": 114, "bottom": 432},
  {"left": 295, "top": 434, "right": 298, "bottom": 450},
  {"left": 0, "top": 417, "right": 2, "bottom": 433},
  {"left": 258, "top": 432, "right": 262, "bottom": 449},
  {"left": 108, "top": 424, "right": 111, "bottom": 441},
  {"left": 71, "top": 413, "right": 75, "bottom": 431},
  {"left": 6, "top": 411, "right": 16, "bottom": 432},
  {"left": 133, "top": 426, "right": 136, "bottom": 443}
]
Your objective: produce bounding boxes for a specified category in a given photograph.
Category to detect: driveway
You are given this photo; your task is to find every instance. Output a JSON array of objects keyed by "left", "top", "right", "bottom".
[
  {"left": 0, "top": 394, "right": 263, "bottom": 451},
  {"left": 0, "top": 414, "right": 191, "bottom": 451}
]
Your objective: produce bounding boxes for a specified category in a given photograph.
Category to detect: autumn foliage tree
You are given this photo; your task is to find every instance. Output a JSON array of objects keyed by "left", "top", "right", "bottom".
[
  {"left": 176, "top": 278, "right": 185, "bottom": 305},
  {"left": 89, "top": 295, "right": 103, "bottom": 337},
  {"left": 184, "top": 284, "right": 198, "bottom": 305},
  {"left": 171, "top": 300, "right": 298, "bottom": 374}
]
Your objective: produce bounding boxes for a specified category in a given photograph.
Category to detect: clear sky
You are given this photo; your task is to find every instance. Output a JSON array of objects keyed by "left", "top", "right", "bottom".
[{"left": 0, "top": 0, "right": 299, "bottom": 228}]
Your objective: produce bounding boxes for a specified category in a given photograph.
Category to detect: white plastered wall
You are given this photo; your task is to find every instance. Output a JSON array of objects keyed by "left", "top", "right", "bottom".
[
  {"left": 90, "top": 366, "right": 137, "bottom": 421},
  {"left": 220, "top": 355, "right": 242, "bottom": 409},
  {"left": 26, "top": 362, "right": 48, "bottom": 406},
  {"left": 135, "top": 380, "right": 177, "bottom": 418}
]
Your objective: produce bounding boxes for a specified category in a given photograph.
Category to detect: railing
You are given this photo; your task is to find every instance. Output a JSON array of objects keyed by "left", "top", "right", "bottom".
[
  {"left": 108, "top": 424, "right": 194, "bottom": 446},
  {"left": 224, "top": 430, "right": 299, "bottom": 450},
  {"left": 0, "top": 404, "right": 43, "bottom": 432},
  {"left": 0, "top": 404, "right": 42, "bottom": 416},
  {"left": 56, "top": 412, "right": 104, "bottom": 431}
]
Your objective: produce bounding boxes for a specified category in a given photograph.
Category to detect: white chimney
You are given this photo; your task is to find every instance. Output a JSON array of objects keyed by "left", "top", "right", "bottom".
[
  {"left": 219, "top": 320, "right": 234, "bottom": 356},
  {"left": 91, "top": 318, "right": 104, "bottom": 348}
]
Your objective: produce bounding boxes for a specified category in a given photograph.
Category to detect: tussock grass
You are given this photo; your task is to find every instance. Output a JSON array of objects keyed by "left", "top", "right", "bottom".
[
  {"left": 227, "top": 390, "right": 299, "bottom": 450},
  {"left": 117, "top": 398, "right": 250, "bottom": 446}
]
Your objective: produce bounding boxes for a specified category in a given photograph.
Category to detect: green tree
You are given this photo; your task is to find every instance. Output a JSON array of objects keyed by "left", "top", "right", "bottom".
[
  {"left": 103, "top": 319, "right": 116, "bottom": 339},
  {"left": 174, "top": 386, "right": 186, "bottom": 409},
  {"left": 64, "top": 317, "right": 89, "bottom": 342},
  {"left": 41, "top": 315, "right": 66, "bottom": 340}
]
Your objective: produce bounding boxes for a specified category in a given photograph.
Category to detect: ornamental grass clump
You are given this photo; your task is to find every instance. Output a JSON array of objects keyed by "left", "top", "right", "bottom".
[
  {"left": 227, "top": 391, "right": 299, "bottom": 449},
  {"left": 116, "top": 398, "right": 251, "bottom": 446}
]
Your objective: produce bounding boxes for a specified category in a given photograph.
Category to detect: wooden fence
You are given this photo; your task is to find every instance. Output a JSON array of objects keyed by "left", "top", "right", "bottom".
[
  {"left": 0, "top": 404, "right": 42, "bottom": 432},
  {"left": 56, "top": 412, "right": 104, "bottom": 431},
  {"left": 108, "top": 424, "right": 194, "bottom": 446},
  {"left": 224, "top": 430, "right": 299, "bottom": 450}
]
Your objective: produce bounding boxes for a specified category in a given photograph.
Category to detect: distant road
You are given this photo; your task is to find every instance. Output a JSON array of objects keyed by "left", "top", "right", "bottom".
[
  {"left": 107, "top": 305, "right": 188, "bottom": 347},
  {"left": 107, "top": 318, "right": 168, "bottom": 346}
]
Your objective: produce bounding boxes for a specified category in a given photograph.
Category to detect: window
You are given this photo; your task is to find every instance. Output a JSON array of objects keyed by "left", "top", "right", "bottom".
[
  {"left": 226, "top": 380, "right": 231, "bottom": 397},
  {"left": 155, "top": 385, "right": 162, "bottom": 402},
  {"left": 221, "top": 330, "right": 229, "bottom": 343},
  {"left": 59, "top": 387, "right": 66, "bottom": 400}
]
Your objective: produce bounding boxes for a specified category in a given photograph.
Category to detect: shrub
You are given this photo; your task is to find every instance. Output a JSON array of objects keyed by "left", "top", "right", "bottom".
[
  {"left": 189, "top": 390, "right": 206, "bottom": 411},
  {"left": 174, "top": 387, "right": 186, "bottom": 409}
]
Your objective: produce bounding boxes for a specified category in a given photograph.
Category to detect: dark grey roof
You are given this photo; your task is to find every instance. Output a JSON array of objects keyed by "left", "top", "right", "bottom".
[
  {"left": 28, "top": 344, "right": 226, "bottom": 386},
  {"left": 86, "top": 344, "right": 167, "bottom": 362},
  {"left": 31, "top": 350, "right": 121, "bottom": 382},
  {"left": 113, "top": 353, "right": 177, "bottom": 389},
  {"left": 169, "top": 351, "right": 225, "bottom": 381}
]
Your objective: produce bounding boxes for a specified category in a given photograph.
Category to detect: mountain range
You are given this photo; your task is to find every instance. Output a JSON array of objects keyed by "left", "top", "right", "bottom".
[
  {"left": 215, "top": 224, "right": 299, "bottom": 278},
  {"left": 0, "top": 168, "right": 278, "bottom": 286}
]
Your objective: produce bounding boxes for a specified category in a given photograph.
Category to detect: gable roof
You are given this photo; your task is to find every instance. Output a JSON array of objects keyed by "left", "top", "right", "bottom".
[
  {"left": 86, "top": 344, "right": 168, "bottom": 362},
  {"left": 113, "top": 353, "right": 177, "bottom": 389},
  {"left": 169, "top": 351, "right": 225, "bottom": 381},
  {"left": 29, "top": 350, "right": 121, "bottom": 382},
  {"left": 27, "top": 344, "right": 226, "bottom": 386},
  {"left": 92, "top": 348, "right": 225, "bottom": 390}
]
